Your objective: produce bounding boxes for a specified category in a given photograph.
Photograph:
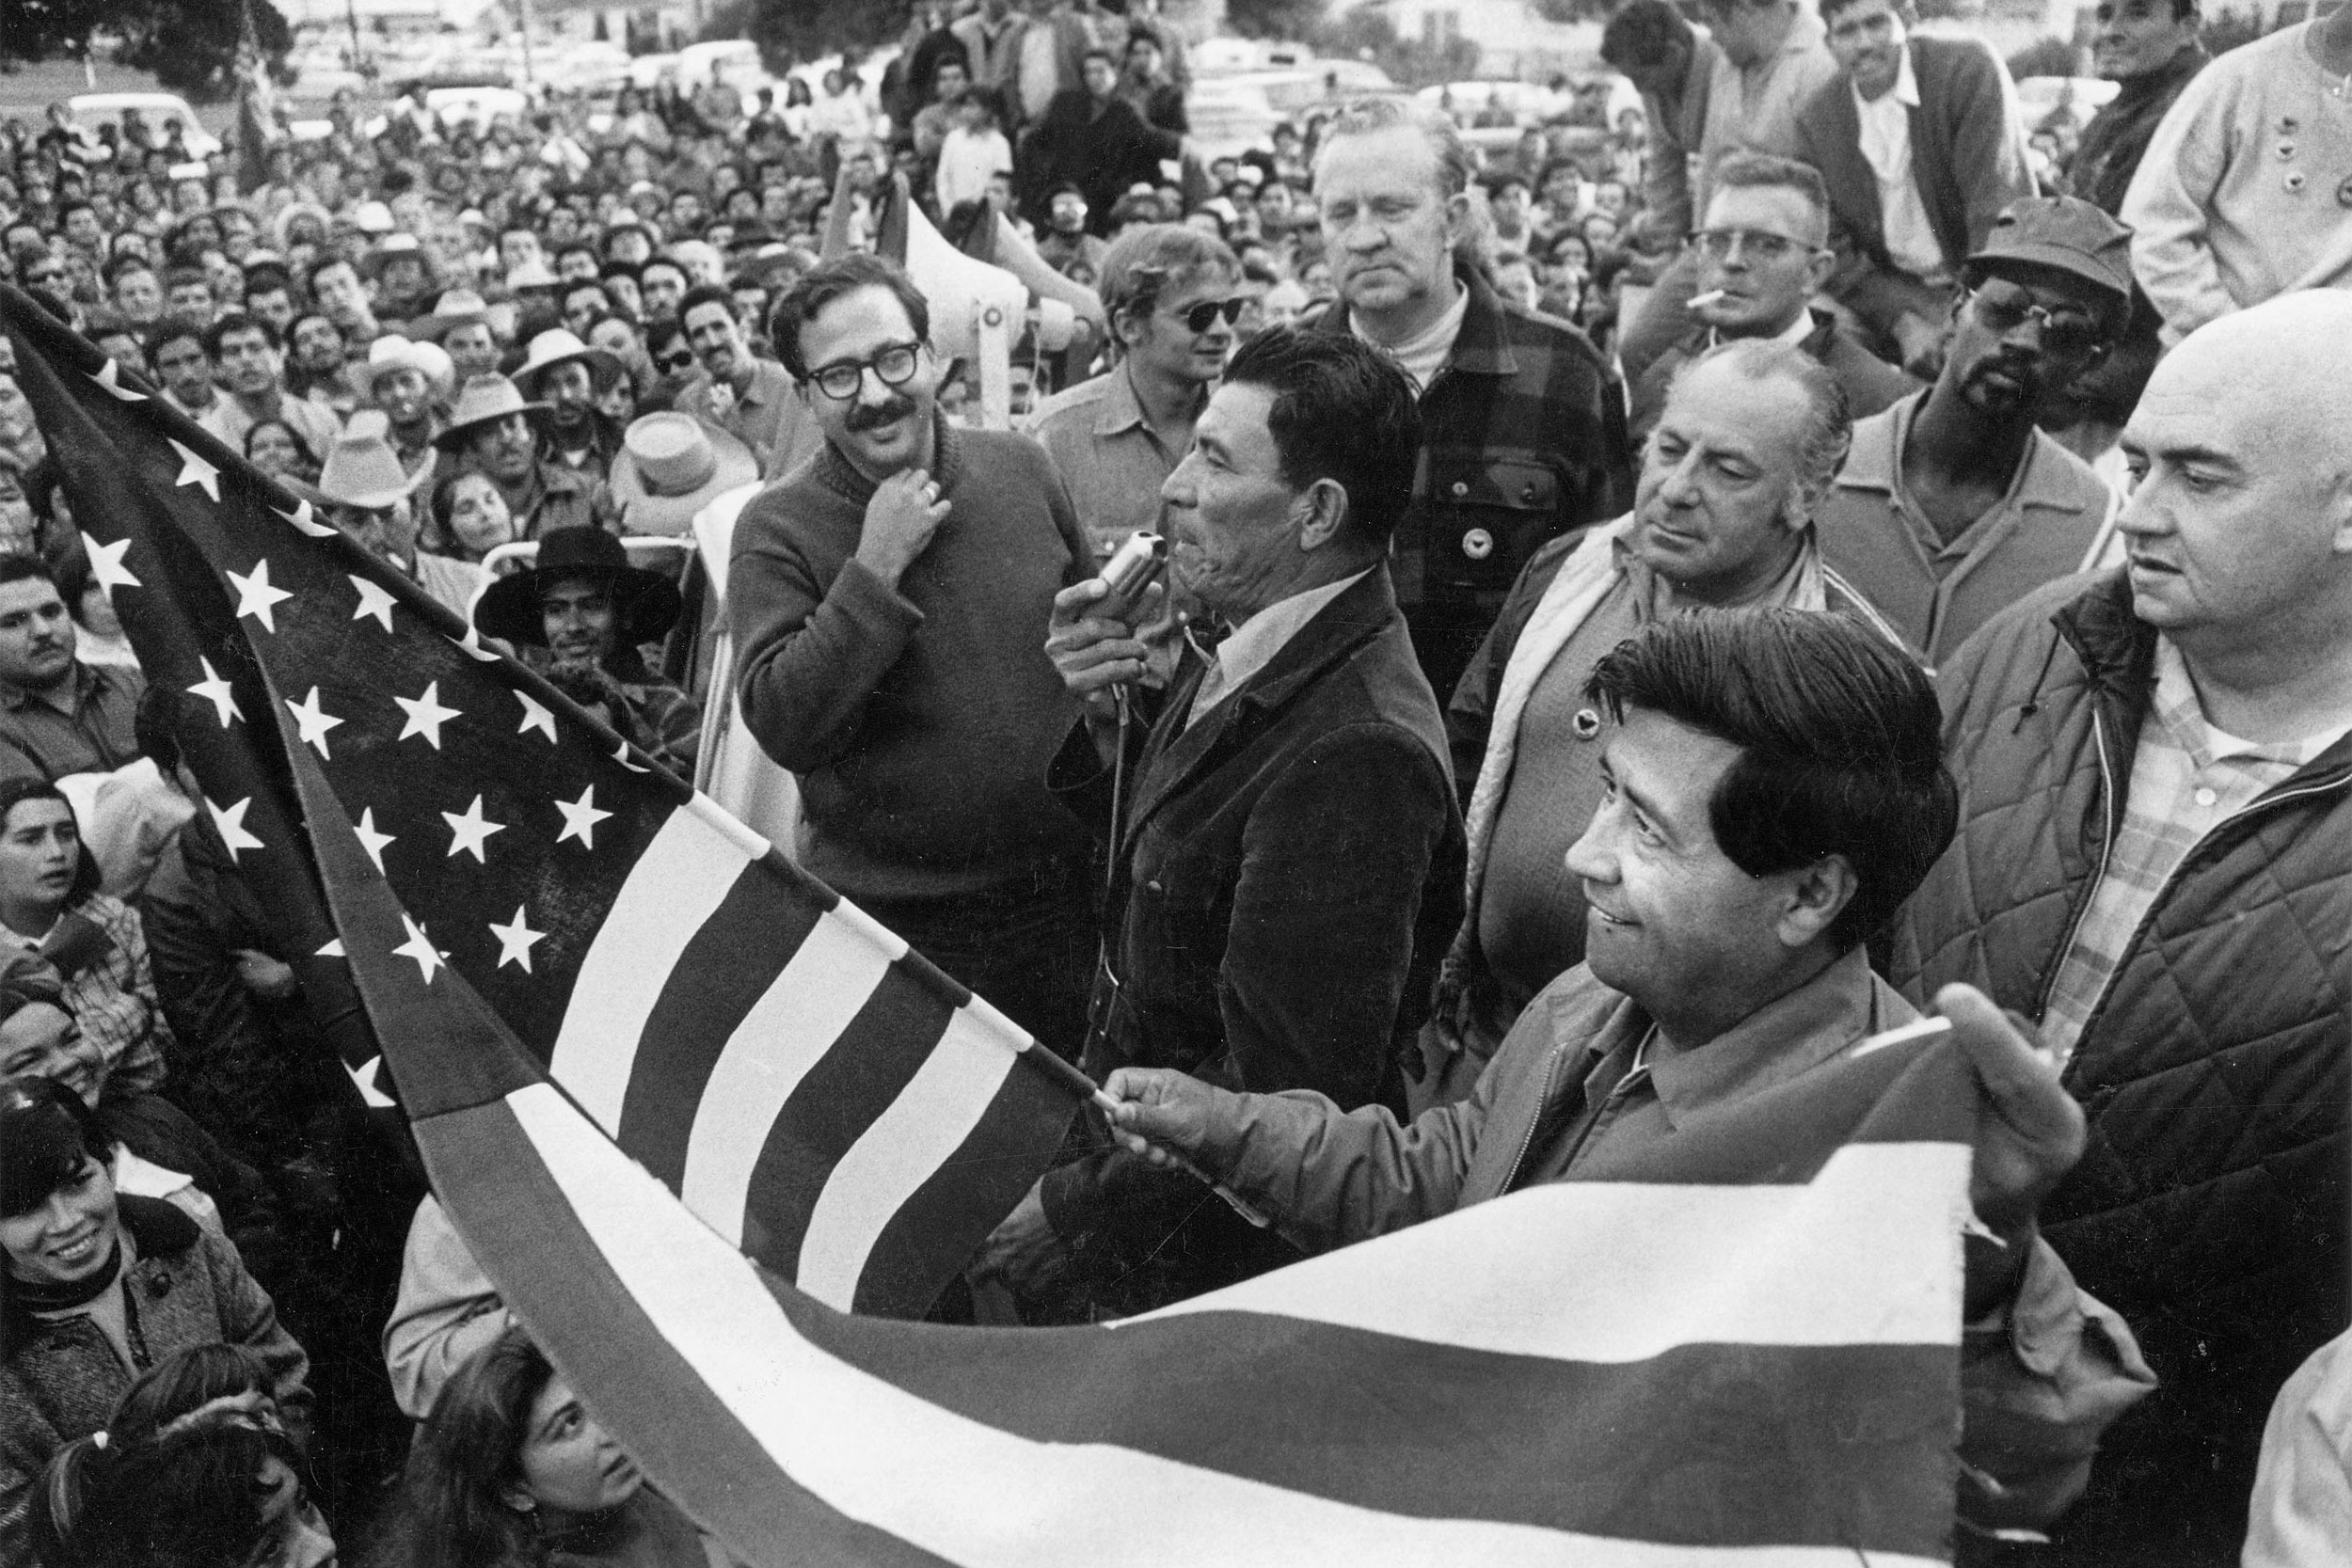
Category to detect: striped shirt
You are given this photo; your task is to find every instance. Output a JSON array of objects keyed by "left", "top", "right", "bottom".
[{"left": 2042, "top": 640, "right": 2350, "bottom": 1061}]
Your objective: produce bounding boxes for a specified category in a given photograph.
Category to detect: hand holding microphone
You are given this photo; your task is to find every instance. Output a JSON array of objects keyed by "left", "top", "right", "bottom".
[{"left": 1046, "top": 531, "right": 1168, "bottom": 730}]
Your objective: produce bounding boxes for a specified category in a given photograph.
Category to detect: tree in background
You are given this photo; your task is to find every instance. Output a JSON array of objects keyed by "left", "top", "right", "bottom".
[
  {"left": 1230, "top": 0, "right": 1331, "bottom": 38},
  {"left": 707, "top": 0, "right": 914, "bottom": 73},
  {"left": 0, "top": 0, "right": 293, "bottom": 102},
  {"left": 1314, "top": 3, "right": 1481, "bottom": 86}
]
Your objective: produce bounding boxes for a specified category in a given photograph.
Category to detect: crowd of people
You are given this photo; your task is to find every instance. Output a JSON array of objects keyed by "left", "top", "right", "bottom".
[{"left": 0, "top": 0, "right": 2348, "bottom": 1561}]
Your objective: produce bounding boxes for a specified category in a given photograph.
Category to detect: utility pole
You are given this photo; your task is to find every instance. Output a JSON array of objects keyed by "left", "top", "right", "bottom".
[{"left": 516, "top": 0, "right": 538, "bottom": 87}]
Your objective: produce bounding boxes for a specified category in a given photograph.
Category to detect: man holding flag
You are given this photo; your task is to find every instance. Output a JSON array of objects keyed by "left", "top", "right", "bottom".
[{"left": 1099, "top": 610, "right": 2156, "bottom": 1537}]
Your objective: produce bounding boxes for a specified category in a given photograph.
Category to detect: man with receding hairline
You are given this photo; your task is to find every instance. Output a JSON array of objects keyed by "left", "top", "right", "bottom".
[{"left": 1894, "top": 290, "right": 2352, "bottom": 1562}]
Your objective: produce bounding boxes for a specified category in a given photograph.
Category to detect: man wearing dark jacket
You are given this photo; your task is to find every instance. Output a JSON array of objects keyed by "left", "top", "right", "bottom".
[
  {"left": 1300, "top": 96, "right": 1631, "bottom": 705},
  {"left": 980, "top": 327, "right": 1462, "bottom": 1319},
  {"left": 1890, "top": 291, "right": 2352, "bottom": 1564},
  {"left": 1017, "top": 49, "right": 1182, "bottom": 236},
  {"left": 1793, "top": 0, "right": 2035, "bottom": 374}
]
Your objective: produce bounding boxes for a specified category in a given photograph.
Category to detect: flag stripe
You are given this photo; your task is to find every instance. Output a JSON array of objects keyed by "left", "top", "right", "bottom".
[
  {"left": 1135, "top": 1142, "right": 1968, "bottom": 1357},
  {"left": 506, "top": 1081, "right": 1949, "bottom": 1568},
  {"left": 796, "top": 1006, "right": 1025, "bottom": 1308},
  {"left": 418, "top": 1095, "right": 964, "bottom": 1568},
  {"left": 680, "top": 911, "right": 898, "bottom": 1246},
  {"left": 619, "top": 863, "right": 827, "bottom": 1189},
  {"left": 849, "top": 1050, "right": 1086, "bottom": 1318},
  {"left": 548, "top": 806, "right": 755, "bottom": 1132},
  {"left": 747, "top": 962, "right": 959, "bottom": 1282}
]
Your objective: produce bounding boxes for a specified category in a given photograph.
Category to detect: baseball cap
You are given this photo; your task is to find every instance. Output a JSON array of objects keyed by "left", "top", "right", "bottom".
[{"left": 1963, "top": 196, "right": 2134, "bottom": 307}]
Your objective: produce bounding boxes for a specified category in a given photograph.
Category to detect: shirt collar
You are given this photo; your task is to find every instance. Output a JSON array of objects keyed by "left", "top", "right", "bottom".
[
  {"left": 1209, "top": 568, "right": 1374, "bottom": 701},
  {"left": 1090, "top": 360, "right": 1153, "bottom": 437},
  {"left": 1643, "top": 947, "right": 1904, "bottom": 1130},
  {"left": 1834, "top": 392, "right": 2083, "bottom": 515},
  {"left": 0, "top": 664, "right": 94, "bottom": 716},
  {"left": 2151, "top": 637, "right": 2352, "bottom": 768}
]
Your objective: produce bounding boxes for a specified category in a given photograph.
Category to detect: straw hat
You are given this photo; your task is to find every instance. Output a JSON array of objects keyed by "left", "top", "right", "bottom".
[
  {"left": 342, "top": 335, "right": 456, "bottom": 404},
  {"left": 505, "top": 257, "right": 560, "bottom": 292},
  {"left": 410, "top": 288, "right": 493, "bottom": 344},
  {"left": 472, "top": 526, "right": 684, "bottom": 649},
  {"left": 609, "top": 413, "right": 760, "bottom": 536},
  {"left": 513, "top": 328, "right": 625, "bottom": 399},
  {"left": 358, "top": 231, "right": 427, "bottom": 279},
  {"left": 313, "top": 420, "right": 433, "bottom": 511},
  {"left": 434, "top": 374, "right": 551, "bottom": 451},
  {"left": 352, "top": 199, "right": 397, "bottom": 235}
]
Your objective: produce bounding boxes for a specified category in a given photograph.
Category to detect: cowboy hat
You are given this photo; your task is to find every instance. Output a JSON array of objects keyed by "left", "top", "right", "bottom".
[
  {"left": 357, "top": 231, "right": 428, "bottom": 279},
  {"left": 471, "top": 526, "right": 685, "bottom": 649},
  {"left": 609, "top": 413, "right": 759, "bottom": 537},
  {"left": 434, "top": 373, "right": 552, "bottom": 451},
  {"left": 409, "top": 287, "right": 493, "bottom": 344},
  {"left": 342, "top": 334, "right": 456, "bottom": 404},
  {"left": 504, "top": 257, "right": 560, "bottom": 292},
  {"left": 311, "top": 418, "right": 434, "bottom": 511},
  {"left": 352, "top": 199, "right": 397, "bottom": 235},
  {"left": 513, "top": 328, "right": 625, "bottom": 399}
]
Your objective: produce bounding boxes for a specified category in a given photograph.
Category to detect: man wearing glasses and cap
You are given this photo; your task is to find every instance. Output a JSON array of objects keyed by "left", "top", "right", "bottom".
[
  {"left": 730, "top": 252, "right": 1099, "bottom": 1073},
  {"left": 1026, "top": 224, "right": 1242, "bottom": 564},
  {"left": 1814, "top": 196, "right": 2132, "bottom": 666}
]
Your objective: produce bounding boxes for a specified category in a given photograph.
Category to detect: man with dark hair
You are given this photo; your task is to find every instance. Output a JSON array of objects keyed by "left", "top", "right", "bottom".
[
  {"left": 1815, "top": 197, "right": 2129, "bottom": 663},
  {"left": 146, "top": 316, "right": 218, "bottom": 422},
  {"left": 105, "top": 256, "right": 164, "bottom": 326},
  {"left": 1424, "top": 340, "right": 1905, "bottom": 1107},
  {"left": 1629, "top": 152, "right": 1918, "bottom": 443},
  {"left": 638, "top": 256, "right": 689, "bottom": 322},
  {"left": 1792, "top": 0, "right": 2036, "bottom": 375},
  {"left": 1302, "top": 95, "right": 1632, "bottom": 705},
  {"left": 730, "top": 252, "right": 1098, "bottom": 1096},
  {"left": 305, "top": 255, "right": 377, "bottom": 341},
  {"left": 676, "top": 281, "right": 816, "bottom": 479},
  {"left": 2071, "top": 0, "right": 2207, "bottom": 214},
  {"left": 198, "top": 311, "right": 342, "bottom": 463},
  {"left": 985, "top": 326, "right": 1463, "bottom": 1319},
  {"left": 162, "top": 263, "right": 215, "bottom": 322},
  {"left": 1893, "top": 290, "right": 2352, "bottom": 1564},
  {"left": 1025, "top": 223, "right": 1241, "bottom": 562},
  {"left": 1599, "top": 0, "right": 1720, "bottom": 248},
  {"left": 283, "top": 312, "right": 355, "bottom": 416},
  {"left": 241, "top": 264, "right": 296, "bottom": 340},
  {"left": 1090, "top": 607, "right": 2153, "bottom": 1531},
  {"left": 0, "top": 556, "right": 145, "bottom": 784}
]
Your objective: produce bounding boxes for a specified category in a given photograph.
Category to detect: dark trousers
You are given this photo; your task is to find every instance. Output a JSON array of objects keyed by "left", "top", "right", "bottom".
[{"left": 857, "top": 863, "right": 1099, "bottom": 1066}]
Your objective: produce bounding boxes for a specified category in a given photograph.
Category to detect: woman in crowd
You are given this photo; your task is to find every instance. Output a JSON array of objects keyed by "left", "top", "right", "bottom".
[
  {"left": 423, "top": 470, "right": 519, "bottom": 563},
  {"left": 30, "top": 1343, "right": 335, "bottom": 1568},
  {"left": 366, "top": 1327, "right": 732, "bottom": 1568},
  {"left": 0, "top": 1077, "right": 310, "bottom": 1563},
  {"left": 245, "top": 418, "right": 324, "bottom": 489}
]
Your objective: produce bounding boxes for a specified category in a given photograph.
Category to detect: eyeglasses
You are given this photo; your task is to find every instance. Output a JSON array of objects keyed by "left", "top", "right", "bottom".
[
  {"left": 656, "top": 348, "right": 695, "bottom": 371},
  {"left": 1968, "top": 283, "right": 2105, "bottom": 358},
  {"left": 1690, "top": 228, "right": 1809, "bottom": 262},
  {"left": 807, "top": 341, "right": 922, "bottom": 401},
  {"left": 1173, "top": 296, "right": 1248, "bottom": 334}
]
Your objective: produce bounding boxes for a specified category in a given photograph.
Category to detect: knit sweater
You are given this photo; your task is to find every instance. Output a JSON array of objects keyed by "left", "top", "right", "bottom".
[
  {"left": 729, "top": 424, "right": 1094, "bottom": 903},
  {"left": 2122, "top": 22, "right": 2352, "bottom": 343}
]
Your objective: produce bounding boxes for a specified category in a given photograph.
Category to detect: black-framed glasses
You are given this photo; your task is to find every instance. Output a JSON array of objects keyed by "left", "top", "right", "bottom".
[
  {"left": 807, "top": 341, "right": 922, "bottom": 401},
  {"left": 1968, "top": 283, "right": 2105, "bottom": 358},
  {"left": 1690, "top": 228, "right": 1808, "bottom": 262},
  {"left": 657, "top": 348, "right": 696, "bottom": 371},
  {"left": 1173, "top": 296, "right": 1248, "bottom": 334}
]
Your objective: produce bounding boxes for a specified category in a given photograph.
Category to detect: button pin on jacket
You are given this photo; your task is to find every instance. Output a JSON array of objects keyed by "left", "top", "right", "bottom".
[
  {"left": 1461, "top": 527, "right": 1494, "bottom": 560},
  {"left": 2286, "top": 170, "right": 2308, "bottom": 194},
  {"left": 1449, "top": 480, "right": 1470, "bottom": 498},
  {"left": 2339, "top": 174, "right": 2352, "bottom": 209},
  {"left": 1571, "top": 708, "right": 1602, "bottom": 740}
]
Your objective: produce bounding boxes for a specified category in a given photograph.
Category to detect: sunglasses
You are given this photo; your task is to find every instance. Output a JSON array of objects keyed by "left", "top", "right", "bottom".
[
  {"left": 657, "top": 348, "right": 695, "bottom": 371},
  {"left": 1174, "top": 296, "right": 1248, "bottom": 334},
  {"left": 1968, "top": 283, "right": 2106, "bottom": 359}
]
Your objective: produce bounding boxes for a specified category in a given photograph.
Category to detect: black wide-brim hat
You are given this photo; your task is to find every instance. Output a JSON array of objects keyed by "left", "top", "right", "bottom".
[{"left": 471, "top": 526, "right": 685, "bottom": 650}]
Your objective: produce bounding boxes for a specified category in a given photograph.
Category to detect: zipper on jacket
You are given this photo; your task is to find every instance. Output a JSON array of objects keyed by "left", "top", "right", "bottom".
[
  {"left": 2036, "top": 708, "right": 2122, "bottom": 1026},
  {"left": 1500, "top": 1032, "right": 1578, "bottom": 1193},
  {"left": 2059, "top": 769, "right": 2352, "bottom": 1075}
]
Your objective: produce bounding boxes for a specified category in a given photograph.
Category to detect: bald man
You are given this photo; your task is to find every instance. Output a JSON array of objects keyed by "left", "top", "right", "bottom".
[{"left": 1890, "top": 291, "right": 2352, "bottom": 1563}]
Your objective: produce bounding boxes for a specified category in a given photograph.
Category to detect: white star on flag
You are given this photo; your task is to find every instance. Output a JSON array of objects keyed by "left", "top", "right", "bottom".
[
  {"left": 354, "top": 807, "right": 395, "bottom": 874},
  {"left": 613, "top": 741, "right": 648, "bottom": 774},
  {"left": 187, "top": 657, "right": 244, "bottom": 727},
  {"left": 350, "top": 576, "right": 399, "bottom": 632},
  {"left": 277, "top": 499, "right": 337, "bottom": 539},
  {"left": 553, "top": 784, "right": 612, "bottom": 848},
  {"left": 442, "top": 794, "right": 506, "bottom": 863},
  {"left": 79, "top": 533, "right": 139, "bottom": 594},
  {"left": 392, "top": 914, "right": 447, "bottom": 985},
  {"left": 315, "top": 939, "right": 346, "bottom": 958},
  {"left": 207, "top": 796, "right": 264, "bottom": 860},
  {"left": 285, "top": 686, "right": 343, "bottom": 757},
  {"left": 348, "top": 1057, "right": 396, "bottom": 1108},
  {"left": 516, "top": 690, "right": 558, "bottom": 744},
  {"left": 488, "top": 905, "right": 547, "bottom": 972},
  {"left": 169, "top": 438, "right": 221, "bottom": 502},
  {"left": 395, "top": 681, "right": 462, "bottom": 749},
  {"left": 227, "top": 560, "right": 294, "bottom": 633},
  {"left": 88, "top": 358, "right": 148, "bottom": 402}
]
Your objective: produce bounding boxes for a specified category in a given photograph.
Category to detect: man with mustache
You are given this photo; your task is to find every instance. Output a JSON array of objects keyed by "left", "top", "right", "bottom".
[
  {"left": 0, "top": 557, "right": 143, "bottom": 786},
  {"left": 433, "top": 374, "right": 608, "bottom": 541},
  {"left": 675, "top": 282, "right": 820, "bottom": 480},
  {"left": 1791, "top": 0, "right": 2036, "bottom": 377},
  {"left": 1814, "top": 197, "right": 2128, "bottom": 665},
  {"left": 730, "top": 253, "right": 1098, "bottom": 1088}
]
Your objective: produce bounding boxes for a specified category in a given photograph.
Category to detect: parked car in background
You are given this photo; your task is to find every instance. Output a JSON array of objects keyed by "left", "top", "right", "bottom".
[
  {"left": 68, "top": 92, "right": 221, "bottom": 159},
  {"left": 1189, "top": 61, "right": 1397, "bottom": 162}
]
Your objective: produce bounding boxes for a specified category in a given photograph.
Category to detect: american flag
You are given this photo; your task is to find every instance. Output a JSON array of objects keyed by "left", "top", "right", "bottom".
[
  {"left": 7, "top": 290, "right": 1980, "bottom": 1568},
  {"left": 2, "top": 287, "right": 1083, "bottom": 1320}
]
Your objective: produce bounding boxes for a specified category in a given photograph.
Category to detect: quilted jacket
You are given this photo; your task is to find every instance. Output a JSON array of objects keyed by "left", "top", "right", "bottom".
[{"left": 1889, "top": 571, "right": 2350, "bottom": 1560}]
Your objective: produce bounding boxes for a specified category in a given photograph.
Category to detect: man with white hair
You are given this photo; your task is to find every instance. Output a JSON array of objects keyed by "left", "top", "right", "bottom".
[
  {"left": 1892, "top": 291, "right": 2352, "bottom": 1563},
  {"left": 1297, "top": 95, "right": 1632, "bottom": 704}
]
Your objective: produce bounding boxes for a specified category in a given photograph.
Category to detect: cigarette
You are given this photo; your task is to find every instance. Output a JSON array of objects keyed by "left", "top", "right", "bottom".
[
  {"left": 1848, "top": 1014, "right": 1954, "bottom": 1058},
  {"left": 1687, "top": 289, "right": 1729, "bottom": 309}
]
